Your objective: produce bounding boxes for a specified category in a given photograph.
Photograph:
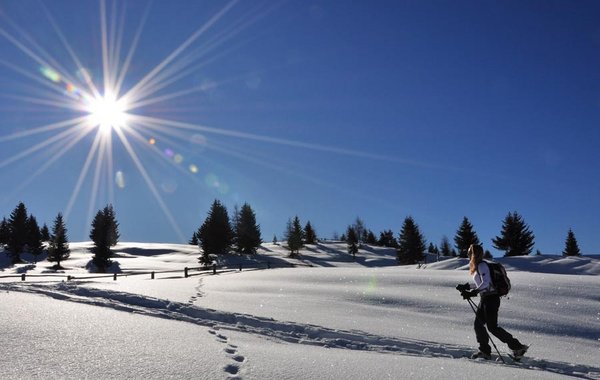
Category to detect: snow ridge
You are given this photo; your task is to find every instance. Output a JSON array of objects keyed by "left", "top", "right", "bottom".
[{"left": 2, "top": 282, "right": 599, "bottom": 379}]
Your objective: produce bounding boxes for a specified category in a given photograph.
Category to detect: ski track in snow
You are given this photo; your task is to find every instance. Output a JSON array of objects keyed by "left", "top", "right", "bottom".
[{"left": 2, "top": 282, "right": 599, "bottom": 380}]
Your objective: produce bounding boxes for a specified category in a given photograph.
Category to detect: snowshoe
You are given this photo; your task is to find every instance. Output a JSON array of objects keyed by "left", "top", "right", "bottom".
[
  {"left": 470, "top": 351, "right": 492, "bottom": 360},
  {"left": 510, "top": 345, "right": 529, "bottom": 361}
]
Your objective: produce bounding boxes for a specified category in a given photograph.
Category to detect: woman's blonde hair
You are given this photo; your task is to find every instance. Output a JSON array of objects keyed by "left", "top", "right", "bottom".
[{"left": 468, "top": 244, "right": 484, "bottom": 275}]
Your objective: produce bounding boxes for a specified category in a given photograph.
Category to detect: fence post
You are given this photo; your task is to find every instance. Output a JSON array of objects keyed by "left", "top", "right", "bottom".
[
  {"left": 21, "top": 273, "right": 26, "bottom": 281},
  {"left": 67, "top": 275, "right": 71, "bottom": 281},
  {"left": 113, "top": 273, "right": 117, "bottom": 281},
  {"left": 184, "top": 267, "right": 189, "bottom": 278},
  {"left": 212, "top": 263, "right": 216, "bottom": 274},
  {"left": 151, "top": 271, "right": 155, "bottom": 280},
  {"left": 239, "top": 264, "right": 242, "bottom": 272},
  {"left": 267, "top": 261, "right": 271, "bottom": 269}
]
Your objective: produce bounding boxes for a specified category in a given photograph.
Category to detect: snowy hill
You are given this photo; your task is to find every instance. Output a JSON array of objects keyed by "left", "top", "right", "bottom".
[{"left": 1, "top": 242, "right": 599, "bottom": 379}]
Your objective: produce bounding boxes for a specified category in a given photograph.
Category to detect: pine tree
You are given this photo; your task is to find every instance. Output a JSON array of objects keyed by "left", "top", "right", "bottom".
[
  {"left": 103, "top": 204, "right": 120, "bottom": 247},
  {"left": 454, "top": 217, "right": 480, "bottom": 258},
  {"left": 189, "top": 232, "right": 199, "bottom": 245},
  {"left": 40, "top": 223, "right": 50, "bottom": 242},
  {"left": 236, "top": 203, "right": 262, "bottom": 254},
  {"left": 231, "top": 204, "right": 240, "bottom": 252},
  {"left": 397, "top": 216, "right": 426, "bottom": 264},
  {"left": 197, "top": 200, "right": 233, "bottom": 264},
  {"left": 304, "top": 221, "right": 317, "bottom": 245},
  {"left": 0, "top": 217, "right": 9, "bottom": 247},
  {"left": 346, "top": 225, "right": 358, "bottom": 258},
  {"left": 48, "top": 213, "right": 70, "bottom": 269},
  {"left": 366, "top": 230, "right": 377, "bottom": 245},
  {"left": 428, "top": 243, "right": 438, "bottom": 255},
  {"left": 440, "top": 236, "right": 452, "bottom": 256},
  {"left": 27, "top": 214, "right": 44, "bottom": 260},
  {"left": 562, "top": 229, "right": 581, "bottom": 256},
  {"left": 378, "top": 230, "right": 398, "bottom": 248},
  {"left": 285, "top": 216, "right": 304, "bottom": 257},
  {"left": 492, "top": 211, "right": 535, "bottom": 256},
  {"left": 7, "top": 202, "right": 29, "bottom": 263},
  {"left": 273, "top": 234, "right": 278, "bottom": 245},
  {"left": 353, "top": 217, "right": 366, "bottom": 243},
  {"left": 90, "top": 209, "right": 112, "bottom": 271},
  {"left": 484, "top": 250, "right": 493, "bottom": 259}
]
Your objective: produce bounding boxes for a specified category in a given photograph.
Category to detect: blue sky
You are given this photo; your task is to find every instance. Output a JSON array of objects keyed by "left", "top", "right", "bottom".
[{"left": 0, "top": 1, "right": 598, "bottom": 255}]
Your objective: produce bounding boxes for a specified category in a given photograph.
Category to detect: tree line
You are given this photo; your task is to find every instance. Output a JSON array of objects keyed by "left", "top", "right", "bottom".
[
  {"left": 1, "top": 202, "right": 120, "bottom": 271},
  {"left": 338, "top": 212, "right": 583, "bottom": 264},
  {"left": 191, "top": 201, "right": 584, "bottom": 265},
  {"left": 2, "top": 200, "right": 585, "bottom": 269}
]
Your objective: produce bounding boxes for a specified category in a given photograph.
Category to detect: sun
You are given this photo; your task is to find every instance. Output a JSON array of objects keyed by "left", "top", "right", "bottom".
[{"left": 85, "top": 91, "right": 129, "bottom": 134}]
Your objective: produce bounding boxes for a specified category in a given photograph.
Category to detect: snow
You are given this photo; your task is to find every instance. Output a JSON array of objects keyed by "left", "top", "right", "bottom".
[{"left": 1, "top": 242, "right": 599, "bottom": 379}]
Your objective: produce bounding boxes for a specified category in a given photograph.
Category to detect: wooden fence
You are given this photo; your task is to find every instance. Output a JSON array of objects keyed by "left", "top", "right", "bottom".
[{"left": 0, "top": 260, "right": 314, "bottom": 282}]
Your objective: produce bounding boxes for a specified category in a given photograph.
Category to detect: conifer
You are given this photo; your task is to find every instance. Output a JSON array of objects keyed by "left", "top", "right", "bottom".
[
  {"left": 492, "top": 212, "right": 535, "bottom": 256},
  {"left": 304, "top": 221, "right": 317, "bottom": 245},
  {"left": 562, "top": 229, "right": 581, "bottom": 256},
  {"left": 7, "top": 202, "right": 28, "bottom": 263},
  {"left": 454, "top": 217, "right": 480, "bottom": 258},
  {"left": 48, "top": 213, "right": 70, "bottom": 268},
  {"left": 397, "top": 216, "right": 426, "bottom": 264}
]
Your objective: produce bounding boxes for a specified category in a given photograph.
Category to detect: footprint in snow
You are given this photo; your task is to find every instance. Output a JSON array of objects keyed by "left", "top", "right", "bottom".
[{"left": 224, "top": 363, "right": 240, "bottom": 375}]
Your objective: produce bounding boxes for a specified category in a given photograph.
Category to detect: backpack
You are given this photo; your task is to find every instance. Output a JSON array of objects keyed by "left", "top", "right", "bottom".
[{"left": 484, "top": 260, "right": 511, "bottom": 296}]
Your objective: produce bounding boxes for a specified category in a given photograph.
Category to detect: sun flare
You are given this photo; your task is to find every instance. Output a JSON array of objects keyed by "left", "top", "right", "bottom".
[{"left": 86, "top": 92, "right": 129, "bottom": 133}]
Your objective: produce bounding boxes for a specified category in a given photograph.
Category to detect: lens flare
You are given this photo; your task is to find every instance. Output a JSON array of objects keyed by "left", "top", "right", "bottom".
[
  {"left": 115, "top": 170, "right": 126, "bottom": 188},
  {"left": 86, "top": 92, "right": 129, "bottom": 133}
]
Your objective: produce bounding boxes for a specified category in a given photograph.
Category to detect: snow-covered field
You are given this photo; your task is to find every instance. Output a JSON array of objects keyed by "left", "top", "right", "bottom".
[{"left": 1, "top": 243, "right": 599, "bottom": 379}]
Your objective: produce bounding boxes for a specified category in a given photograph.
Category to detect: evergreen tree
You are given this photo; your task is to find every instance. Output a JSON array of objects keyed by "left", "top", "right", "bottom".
[
  {"left": 89, "top": 209, "right": 112, "bottom": 271},
  {"left": 0, "top": 217, "right": 9, "bottom": 247},
  {"left": 397, "top": 216, "right": 426, "bottom": 264},
  {"left": 366, "top": 230, "right": 377, "bottom": 245},
  {"left": 103, "top": 204, "right": 120, "bottom": 247},
  {"left": 48, "top": 213, "right": 70, "bottom": 268},
  {"left": 236, "top": 203, "right": 262, "bottom": 254},
  {"left": 189, "top": 232, "right": 199, "bottom": 245},
  {"left": 197, "top": 200, "right": 233, "bottom": 263},
  {"left": 353, "top": 217, "right": 366, "bottom": 243},
  {"left": 7, "top": 202, "right": 29, "bottom": 263},
  {"left": 440, "top": 236, "right": 452, "bottom": 256},
  {"left": 428, "top": 243, "right": 439, "bottom": 255},
  {"left": 40, "top": 223, "right": 50, "bottom": 242},
  {"left": 346, "top": 225, "right": 358, "bottom": 258},
  {"left": 454, "top": 217, "right": 480, "bottom": 258},
  {"left": 27, "top": 215, "right": 44, "bottom": 260},
  {"left": 231, "top": 205, "right": 240, "bottom": 251},
  {"left": 285, "top": 216, "right": 304, "bottom": 256},
  {"left": 273, "top": 234, "right": 278, "bottom": 245},
  {"left": 304, "top": 221, "right": 317, "bottom": 245},
  {"left": 378, "top": 230, "right": 399, "bottom": 248},
  {"left": 492, "top": 211, "right": 535, "bottom": 256},
  {"left": 562, "top": 229, "right": 581, "bottom": 256},
  {"left": 484, "top": 250, "right": 493, "bottom": 259}
]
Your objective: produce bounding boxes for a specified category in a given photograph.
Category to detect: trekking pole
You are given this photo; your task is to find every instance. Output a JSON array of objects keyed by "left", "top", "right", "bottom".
[{"left": 466, "top": 297, "right": 505, "bottom": 363}]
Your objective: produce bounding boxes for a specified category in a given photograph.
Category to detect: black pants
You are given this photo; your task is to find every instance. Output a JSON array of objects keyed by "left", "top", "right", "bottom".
[{"left": 474, "top": 295, "right": 522, "bottom": 354}]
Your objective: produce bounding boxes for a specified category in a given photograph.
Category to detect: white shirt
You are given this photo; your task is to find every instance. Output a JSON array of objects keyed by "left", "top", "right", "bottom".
[{"left": 471, "top": 262, "right": 495, "bottom": 294}]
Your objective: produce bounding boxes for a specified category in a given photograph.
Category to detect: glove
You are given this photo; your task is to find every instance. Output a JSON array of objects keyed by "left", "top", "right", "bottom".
[
  {"left": 456, "top": 282, "right": 470, "bottom": 292},
  {"left": 461, "top": 289, "right": 478, "bottom": 300}
]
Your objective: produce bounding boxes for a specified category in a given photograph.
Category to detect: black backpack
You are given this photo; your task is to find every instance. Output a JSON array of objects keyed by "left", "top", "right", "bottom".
[{"left": 485, "top": 260, "right": 511, "bottom": 297}]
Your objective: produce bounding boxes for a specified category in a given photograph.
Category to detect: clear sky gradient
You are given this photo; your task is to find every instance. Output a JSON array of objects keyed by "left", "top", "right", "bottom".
[{"left": 0, "top": 1, "right": 598, "bottom": 255}]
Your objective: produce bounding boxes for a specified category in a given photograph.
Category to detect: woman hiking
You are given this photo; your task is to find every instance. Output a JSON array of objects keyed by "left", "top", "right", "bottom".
[{"left": 458, "top": 244, "right": 528, "bottom": 360}]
